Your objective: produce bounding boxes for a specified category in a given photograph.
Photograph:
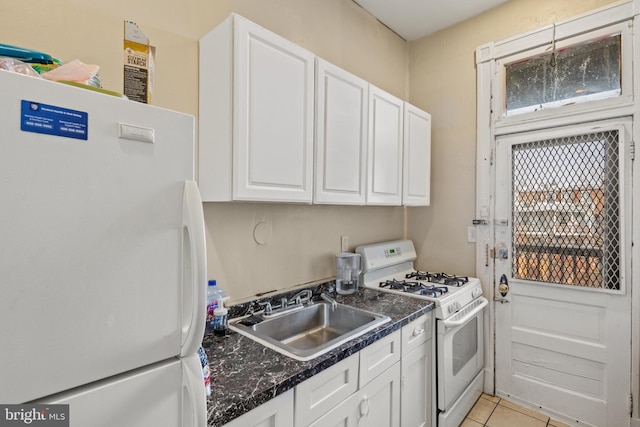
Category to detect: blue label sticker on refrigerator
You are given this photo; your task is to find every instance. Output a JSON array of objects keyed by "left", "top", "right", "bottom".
[{"left": 20, "top": 100, "right": 88, "bottom": 140}]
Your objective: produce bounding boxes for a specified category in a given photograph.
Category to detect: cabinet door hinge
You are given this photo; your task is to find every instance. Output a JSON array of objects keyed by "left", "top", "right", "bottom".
[
  {"left": 630, "top": 140, "right": 636, "bottom": 161},
  {"left": 629, "top": 390, "right": 633, "bottom": 415}
]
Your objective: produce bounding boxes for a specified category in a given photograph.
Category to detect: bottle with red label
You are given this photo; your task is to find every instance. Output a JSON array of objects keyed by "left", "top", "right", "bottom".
[{"left": 198, "top": 346, "right": 211, "bottom": 397}]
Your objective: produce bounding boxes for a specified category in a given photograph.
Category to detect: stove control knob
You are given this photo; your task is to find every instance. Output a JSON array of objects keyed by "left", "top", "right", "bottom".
[{"left": 472, "top": 288, "right": 482, "bottom": 299}]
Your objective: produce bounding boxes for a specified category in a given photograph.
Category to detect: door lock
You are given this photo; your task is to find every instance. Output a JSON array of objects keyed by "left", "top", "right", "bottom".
[{"left": 498, "top": 274, "right": 509, "bottom": 297}]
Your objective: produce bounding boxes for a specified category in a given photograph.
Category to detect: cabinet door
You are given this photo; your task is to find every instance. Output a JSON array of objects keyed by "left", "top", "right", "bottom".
[
  {"left": 314, "top": 58, "right": 368, "bottom": 204},
  {"left": 234, "top": 16, "right": 314, "bottom": 202},
  {"left": 359, "top": 330, "right": 401, "bottom": 387},
  {"left": 401, "top": 342, "right": 433, "bottom": 427},
  {"left": 308, "top": 363, "right": 401, "bottom": 427},
  {"left": 223, "top": 389, "right": 294, "bottom": 427},
  {"left": 402, "top": 313, "right": 433, "bottom": 355},
  {"left": 295, "top": 354, "right": 359, "bottom": 426},
  {"left": 365, "top": 363, "right": 401, "bottom": 427},
  {"left": 367, "top": 86, "right": 404, "bottom": 205},
  {"left": 306, "top": 391, "right": 359, "bottom": 427},
  {"left": 403, "top": 104, "right": 431, "bottom": 206}
]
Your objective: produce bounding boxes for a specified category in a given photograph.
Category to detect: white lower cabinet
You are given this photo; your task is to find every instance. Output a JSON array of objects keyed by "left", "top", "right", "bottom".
[
  {"left": 294, "top": 353, "right": 359, "bottom": 426},
  {"left": 401, "top": 314, "right": 434, "bottom": 427},
  {"left": 359, "top": 329, "right": 401, "bottom": 386},
  {"left": 223, "top": 388, "right": 294, "bottom": 427},
  {"left": 296, "top": 332, "right": 401, "bottom": 427},
  {"left": 401, "top": 347, "right": 432, "bottom": 427},
  {"left": 308, "top": 362, "right": 401, "bottom": 427}
]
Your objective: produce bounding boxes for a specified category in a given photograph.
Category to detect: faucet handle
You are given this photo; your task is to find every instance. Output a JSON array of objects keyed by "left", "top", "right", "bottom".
[
  {"left": 258, "top": 301, "right": 273, "bottom": 315},
  {"left": 300, "top": 289, "right": 312, "bottom": 303},
  {"left": 290, "top": 289, "right": 313, "bottom": 305}
]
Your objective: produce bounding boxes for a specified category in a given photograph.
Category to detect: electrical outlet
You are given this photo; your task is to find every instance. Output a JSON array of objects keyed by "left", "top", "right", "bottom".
[
  {"left": 467, "top": 226, "right": 477, "bottom": 243},
  {"left": 341, "top": 235, "right": 349, "bottom": 252}
]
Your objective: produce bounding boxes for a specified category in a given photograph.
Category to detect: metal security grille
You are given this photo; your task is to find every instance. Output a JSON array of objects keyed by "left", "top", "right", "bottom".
[{"left": 511, "top": 130, "right": 620, "bottom": 290}]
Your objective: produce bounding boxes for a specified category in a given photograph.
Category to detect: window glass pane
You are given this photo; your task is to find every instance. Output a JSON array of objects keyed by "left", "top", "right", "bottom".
[
  {"left": 505, "top": 35, "right": 621, "bottom": 115},
  {"left": 511, "top": 131, "right": 620, "bottom": 290}
]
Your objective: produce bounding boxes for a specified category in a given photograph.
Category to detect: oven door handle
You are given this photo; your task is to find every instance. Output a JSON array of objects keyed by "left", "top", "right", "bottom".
[{"left": 441, "top": 297, "right": 488, "bottom": 329}]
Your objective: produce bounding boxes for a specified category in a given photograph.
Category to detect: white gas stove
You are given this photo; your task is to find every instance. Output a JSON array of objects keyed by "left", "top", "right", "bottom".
[
  {"left": 356, "top": 240, "right": 487, "bottom": 427},
  {"left": 356, "top": 240, "right": 484, "bottom": 320}
]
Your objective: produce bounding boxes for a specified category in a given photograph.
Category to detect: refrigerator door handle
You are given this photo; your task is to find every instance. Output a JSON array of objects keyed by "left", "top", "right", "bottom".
[
  {"left": 181, "top": 180, "right": 207, "bottom": 357},
  {"left": 182, "top": 353, "right": 208, "bottom": 426}
]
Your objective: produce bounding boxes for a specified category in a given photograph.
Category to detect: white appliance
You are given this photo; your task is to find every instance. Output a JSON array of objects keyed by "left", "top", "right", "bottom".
[
  {"left": 0, "top": 70, "right": 207, "bottom": 426},
  {"left": 356, "top": 240, "right": 487, "bottom": 427}
]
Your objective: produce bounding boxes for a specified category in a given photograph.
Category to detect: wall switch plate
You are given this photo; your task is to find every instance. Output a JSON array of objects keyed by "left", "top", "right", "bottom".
[
  {"left": 341, "top": 235, "right": 349, "bottom": 252},
  {"left": 467, "top": 226, "right": 477, "bottom": 243}
]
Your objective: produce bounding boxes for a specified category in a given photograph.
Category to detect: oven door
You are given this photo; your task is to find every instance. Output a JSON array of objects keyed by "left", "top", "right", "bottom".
[{"left": 437, "top": 297, "right": 488, "bottom": 411}]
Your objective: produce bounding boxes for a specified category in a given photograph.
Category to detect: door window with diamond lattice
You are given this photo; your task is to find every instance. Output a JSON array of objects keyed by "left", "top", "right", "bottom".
[{"left": 512, "top": 130, "right": 620, "bottom": 290}]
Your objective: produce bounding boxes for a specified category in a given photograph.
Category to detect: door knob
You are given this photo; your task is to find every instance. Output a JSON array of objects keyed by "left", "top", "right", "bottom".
[{"left": 499, "top": 274, "right": 509, "bottom": 297}]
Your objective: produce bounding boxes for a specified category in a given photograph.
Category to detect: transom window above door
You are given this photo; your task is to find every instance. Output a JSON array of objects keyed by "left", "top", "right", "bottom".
[
  {"left": 490, "top": 21, "right": 633, "bottom": 130},
  {"left": 505, "top": 34, "right": 621, "bottom": 116}
]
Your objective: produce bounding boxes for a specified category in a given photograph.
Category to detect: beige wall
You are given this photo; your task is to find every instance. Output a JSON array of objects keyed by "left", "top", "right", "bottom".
[
  {"left": 0, "top": 0, "right": 407, "bottom": 302},
  {"left": 406, "top": 0, "right": 619, "bottom": 277}
]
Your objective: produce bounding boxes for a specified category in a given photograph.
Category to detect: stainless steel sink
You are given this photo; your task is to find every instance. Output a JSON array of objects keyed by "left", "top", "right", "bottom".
[{"left": 229, "top": 302, "right": 390, "bottom": 361}]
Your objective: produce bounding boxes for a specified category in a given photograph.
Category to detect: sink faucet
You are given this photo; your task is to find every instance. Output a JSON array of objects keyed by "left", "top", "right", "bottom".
[
  {"left": 256, "top": 289, "right": 314, "bottom": 318},
  {"left": 321, "top": 292, "right": 338, "bottom": 310}
]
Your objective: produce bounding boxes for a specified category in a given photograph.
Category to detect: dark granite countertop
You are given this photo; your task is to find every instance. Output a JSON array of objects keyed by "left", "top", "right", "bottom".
[{"left": 201, "top": 283, "right": 434, "bottom": 427}]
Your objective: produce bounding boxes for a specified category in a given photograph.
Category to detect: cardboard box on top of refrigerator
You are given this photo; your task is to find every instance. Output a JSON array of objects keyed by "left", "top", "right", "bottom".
[{"left": 123, "top": 20, "right": 155, "bottom": 104}]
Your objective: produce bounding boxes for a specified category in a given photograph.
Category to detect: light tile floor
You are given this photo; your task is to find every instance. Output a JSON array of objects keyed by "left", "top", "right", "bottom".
[{"left": 462, "top": 394, "right": 573, "bottom": 427}]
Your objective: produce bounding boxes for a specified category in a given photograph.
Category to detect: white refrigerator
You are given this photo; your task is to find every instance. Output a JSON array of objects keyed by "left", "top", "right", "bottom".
[{"left": 0, "top": 69, "right": 208, "bottom": 426}]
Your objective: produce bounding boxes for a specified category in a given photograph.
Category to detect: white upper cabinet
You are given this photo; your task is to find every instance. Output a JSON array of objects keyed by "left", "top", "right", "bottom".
[
  {"left": 200, "top": 14, "right": 431, "bottom": 207},
  {"left": 199, "top": 14, "right": 315, "bottom": 203},
  {"left": 367, "top": 86, "right": 404, "bottom": 205},
  {"left": 403, "top": 104, "right": 431, "bottom": 206},
  {"left": 314, "top": 59, "right": 368, "bottom": 205}
]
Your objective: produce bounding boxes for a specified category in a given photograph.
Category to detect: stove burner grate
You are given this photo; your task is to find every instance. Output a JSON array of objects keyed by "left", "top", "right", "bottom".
[
  {"left": 379, "top": 279, "right": 449, "bottom": 298},
  {"left": 405, "top": 271, "right": 469, "bottom": 287}
]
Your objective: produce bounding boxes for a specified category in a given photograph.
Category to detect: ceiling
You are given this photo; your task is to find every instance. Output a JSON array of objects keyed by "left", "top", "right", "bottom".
[{"left": 353, "top": 0, "right": 510, "bottom": 41}]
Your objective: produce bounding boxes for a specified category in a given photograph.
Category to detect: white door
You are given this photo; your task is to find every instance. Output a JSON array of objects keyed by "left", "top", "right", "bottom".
[{"left": 494, "top": 120, "right": 633, "bottom": 426}]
